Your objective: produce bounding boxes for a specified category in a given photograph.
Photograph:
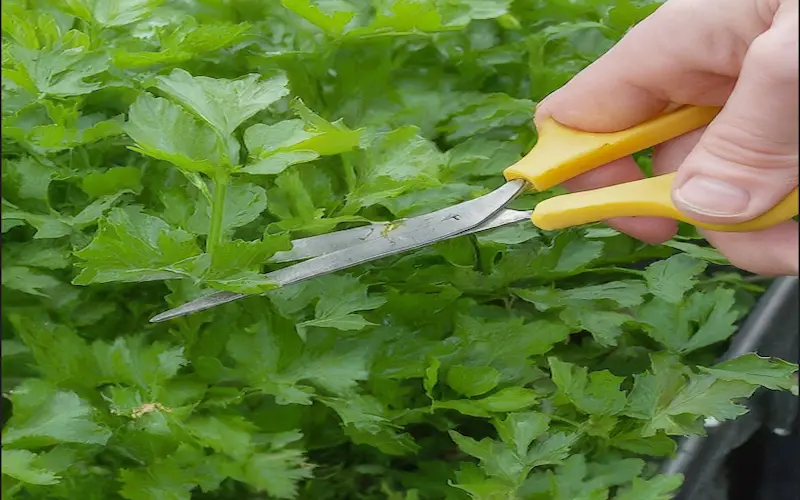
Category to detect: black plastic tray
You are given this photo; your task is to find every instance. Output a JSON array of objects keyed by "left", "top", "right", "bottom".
[{"left": 660, "top": 277, "right": 799, "bottom": 500}]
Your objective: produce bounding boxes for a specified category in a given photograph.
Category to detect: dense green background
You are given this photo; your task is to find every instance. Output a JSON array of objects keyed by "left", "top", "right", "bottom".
[{"left": 2, "top": 1, "right": 797, "bottom": 499}]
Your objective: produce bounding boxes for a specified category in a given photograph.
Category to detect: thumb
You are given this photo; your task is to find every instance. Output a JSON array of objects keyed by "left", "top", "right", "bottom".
[{"left": 672, "top": 4, "right": 799, "bottom": 223}]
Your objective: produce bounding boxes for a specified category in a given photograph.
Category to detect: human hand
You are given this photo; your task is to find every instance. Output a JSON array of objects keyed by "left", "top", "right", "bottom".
[{"left": 535, "top": 0, "right": 799, "bottom": 276}]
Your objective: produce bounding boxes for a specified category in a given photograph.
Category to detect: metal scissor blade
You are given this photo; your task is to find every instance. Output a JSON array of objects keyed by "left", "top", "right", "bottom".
[
  {"left": 271, "top": 207, "right": 534, "bottom": 263},
  {"left": 150, "top": 208, "right": 533, "bottom": 322},
  {"left": 271, "top": 222, "right": 394, "bottom": 263},
  {"left": 149, "top": 180, "right": 527, "bottom": 323}
]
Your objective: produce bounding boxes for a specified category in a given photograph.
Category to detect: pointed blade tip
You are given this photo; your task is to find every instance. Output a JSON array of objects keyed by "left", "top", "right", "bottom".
[
  {"left": 148, "top": 291, "right": 249, "bottom": 323},
  {"left": 149, "top": 310, "right": 181, "bottom": 323}
]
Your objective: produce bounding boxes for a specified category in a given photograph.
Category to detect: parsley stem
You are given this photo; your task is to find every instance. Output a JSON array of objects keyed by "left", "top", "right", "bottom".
[
  {"left": 582, "top": 266, "right": 645, "bottom": 276},
  {"left": 207, "top": 170, "right": 230, "bottom": 257},
  {"left": 547, "top": 414, "right": 582, "bottom": 427}
]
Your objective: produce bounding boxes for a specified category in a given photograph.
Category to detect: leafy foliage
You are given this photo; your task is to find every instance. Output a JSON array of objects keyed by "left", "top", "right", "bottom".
[{"left": 2, "top": 1, "right": 796, "bottom": 499}]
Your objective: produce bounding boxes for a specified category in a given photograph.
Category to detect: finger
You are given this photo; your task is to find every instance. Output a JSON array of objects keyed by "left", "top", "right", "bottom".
[
  {"left": 671, "top": 2, "right": 799, "bottom": 223},
  {"left": 655, "top": 127, "right": 798, "bottom": 276},
  {"left": 652, "top": 127, "right": 707, "bottom": 176},
  {"left": 702, "top": 221, "right": 799, "bottom": 276},
  {"left": 531, "top": 0, "right": 765, "bottom": 242},
  {"left": 535, "top": 0, "right": 763, "bottom": 131}
]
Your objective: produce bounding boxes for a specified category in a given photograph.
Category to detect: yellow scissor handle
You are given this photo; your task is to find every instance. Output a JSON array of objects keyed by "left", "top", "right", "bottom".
[{"left": 503, "top": 105, "right": 799, "bottom": 232}]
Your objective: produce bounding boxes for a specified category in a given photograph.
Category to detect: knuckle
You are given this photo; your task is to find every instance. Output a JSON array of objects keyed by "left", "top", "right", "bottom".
[
  {"left": 702, "top": 121, "right": 799, "bottom": 171},
  {"left": 747, "top": 27, "right": 799, "bottom": 85}
]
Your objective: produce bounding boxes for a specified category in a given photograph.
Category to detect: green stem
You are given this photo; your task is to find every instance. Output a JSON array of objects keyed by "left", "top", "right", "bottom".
[
  {"left": 582, "top": 266, "right": 646, "bottom": 276},
  {"left": 207, "top": 170, "right": 230, "bottom": 257},
  {"left": 547, "top": 414, "right": 582, "bottom": 428},
  {"left": 5, "top": 483, "right": 22, "bottom": 497}
]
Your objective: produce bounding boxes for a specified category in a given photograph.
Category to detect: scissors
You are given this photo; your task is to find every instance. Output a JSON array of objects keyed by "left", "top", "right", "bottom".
[{"left": 150, "top": 105, "right": 799, "bottom": 323}]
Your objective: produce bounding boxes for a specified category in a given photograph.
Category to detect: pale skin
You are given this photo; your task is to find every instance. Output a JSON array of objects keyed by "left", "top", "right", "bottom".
[{"left": 536, "top": 0, "right": 799, "bottom": 276}]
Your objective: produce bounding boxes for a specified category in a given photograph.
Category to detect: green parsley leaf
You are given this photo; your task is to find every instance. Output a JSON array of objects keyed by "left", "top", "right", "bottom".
[
  {"left": 1, "top": 449, "right": 60, "bottom": 486},
  {"left": 2, "top": 156, "right": 54, "bottom": 207},
  {"left": 494, "top": 412, "right": 550, "bottom": 456},
  {"left": 24, "top": 114, "right": 124, "bottom": 154},
  {"left": 446, "top": 365, "right": 501, "bottom": 398},
  {"left": 241, "top": 450, "right": 316, "bottom": 499},
  {"left": 435, "top": 387, "right": 540, "bottom": 417},
  {"left": 2, "top": 265, "right": 62, "bottom": 297},
  {"left": 81, "top": 166, "right": 143, "bottom": 198},
  {"left": 200, "top": 236, "right": 291, "bottom": 294},
  {"left": 637, "top": 287, "right": 742, "bottom": 354},
  {"left": 242, "top": 100, "right": 361, "bottom": 175},
  {"left": 155, "top": 68, "right": 289, "bottom": 139},
  {"left": 513, "top": 280, "right": 648, "bottom": 311},
  {"left": 644, "top": 254, "right": 707, "bottom": 303},
  {"left": 559, "top": 307, "right": 633, "bottom": 347},
  {"left": 441, "top": 93, "right": 534, "bottom": 143},
  {"left": 123, "top": 94, "right": 223, "bottom": 174},
  {"left": 91, "top": 335, "right": 187, "bottom": 399},
  {"left": 609, "top": 429, "right": 677, "bottom": 457},
  {"left": 346, "top": 126, "right": 444, "bottom": 210},
  {"left": 2, "top": 379, "right": 111, "bottom": 448},
  {"left": 72, "top": 206, "right": 202, "bottom": 284},
  {"left": 280, "top": 0, "right": 357, "bottom": 37},
  {"left": 625, "top": 352, "right": 768, "bottom": 436},
  {"left": 548, "top": 358, "right": 628, "bottom": 416},
  {"left": 5, "top": 44, "right": 108, "bottom": 97},
  {"left": 699, "top": 353, "right": 798, "bottom": 390},
  {"left": 270, "top": 274, "right": 386, "bottom": 333},
  {"left": 615, "top": 474, "right": 684, "bottom": 500},
  {"left": 529, "top": 454, "right": 645, "bottom": 500},
  {"left": 2, "top": 199, "right": 72, "bottom": 239},
  {"left": 2, "top": 2, "right": 797, "bottom": 499},
  {"left": 70, "top": 0, "right": 160, "bottom": 28}
]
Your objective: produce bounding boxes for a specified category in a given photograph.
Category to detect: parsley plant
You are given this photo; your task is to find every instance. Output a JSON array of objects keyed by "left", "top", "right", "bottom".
[{"left": 2, "top": 1, "right": 797, "bottom": 499}]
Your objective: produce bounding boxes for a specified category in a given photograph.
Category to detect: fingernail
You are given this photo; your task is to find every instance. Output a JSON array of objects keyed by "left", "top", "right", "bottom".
[{"left": 674, "top": 175, "right": 751, "bottom": 216}]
